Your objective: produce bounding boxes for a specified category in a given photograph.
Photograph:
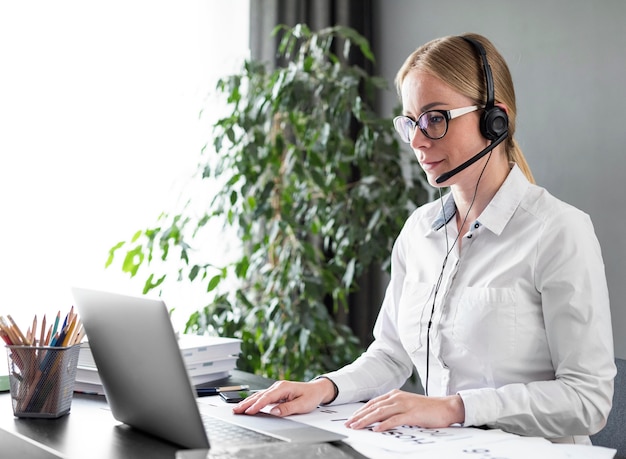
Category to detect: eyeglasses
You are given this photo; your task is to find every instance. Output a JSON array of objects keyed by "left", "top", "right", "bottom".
[{"left": 393, "top": 105, "right": 481, "bottom": 143}]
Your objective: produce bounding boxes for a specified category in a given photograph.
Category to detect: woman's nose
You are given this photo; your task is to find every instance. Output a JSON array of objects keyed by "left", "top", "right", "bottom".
[{"left": 410, "top": 127, "right": 431, "bottom": 150}]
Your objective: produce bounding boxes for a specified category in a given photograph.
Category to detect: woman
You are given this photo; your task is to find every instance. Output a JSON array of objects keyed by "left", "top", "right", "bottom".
[{"left": 234, "top": 33, "right": 615, "bottom": 444}]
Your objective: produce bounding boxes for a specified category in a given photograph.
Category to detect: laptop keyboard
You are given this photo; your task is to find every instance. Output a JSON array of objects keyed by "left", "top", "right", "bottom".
[
  {"left": 206, "top": 442, "right": 354, "bottom": 459},
  {"left": 201, "top": 414, "right": 281, "bottom": 446}
]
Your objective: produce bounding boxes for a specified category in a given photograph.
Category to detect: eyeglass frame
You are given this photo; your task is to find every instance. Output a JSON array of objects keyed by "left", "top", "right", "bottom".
[{"left": 393, "top": 105, "right": 483, "bottom": 143}]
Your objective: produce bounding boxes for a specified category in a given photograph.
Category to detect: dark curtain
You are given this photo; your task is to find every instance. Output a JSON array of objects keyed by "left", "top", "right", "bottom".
[
  {"left": 247, "top": 0, "right": 384, "bottom": 348},
  {"left": 250, "top": 0, "right": 373, "bottom": 67}
]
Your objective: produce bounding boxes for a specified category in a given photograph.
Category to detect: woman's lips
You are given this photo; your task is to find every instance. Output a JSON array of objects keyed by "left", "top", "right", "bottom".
[{"left": 420, "top": 159, "right": 444, "bottom": 173}]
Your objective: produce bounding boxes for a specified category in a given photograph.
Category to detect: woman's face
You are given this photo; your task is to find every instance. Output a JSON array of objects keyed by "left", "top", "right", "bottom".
[{"left": 400, "top": 70, "right": 489, "bottom": 187}]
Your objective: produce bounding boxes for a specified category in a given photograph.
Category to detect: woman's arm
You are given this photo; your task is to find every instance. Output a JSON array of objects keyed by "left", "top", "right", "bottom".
[{"left": 461, "top": 209, "right": 615, "bottom": 438}]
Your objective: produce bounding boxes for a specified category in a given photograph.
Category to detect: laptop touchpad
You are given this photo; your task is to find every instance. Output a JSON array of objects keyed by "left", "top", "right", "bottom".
[{"left": 198, "top": 404, "right": 346, "bottom": 443}]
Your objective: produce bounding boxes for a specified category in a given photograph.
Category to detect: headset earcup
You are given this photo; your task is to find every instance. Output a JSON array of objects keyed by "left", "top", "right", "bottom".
[{"left": 480, "top": 107, "right": 509, "bottom": 140}]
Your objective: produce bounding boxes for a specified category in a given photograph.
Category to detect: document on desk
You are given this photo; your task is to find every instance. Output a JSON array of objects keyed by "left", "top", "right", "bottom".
[{"left": 285, "top": 403, "right": 616, "bottom": 459}]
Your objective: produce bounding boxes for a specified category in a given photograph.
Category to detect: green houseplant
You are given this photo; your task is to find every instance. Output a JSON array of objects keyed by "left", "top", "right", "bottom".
[{"left": 106, "top": 24, "right": 428, "bottom": 381}]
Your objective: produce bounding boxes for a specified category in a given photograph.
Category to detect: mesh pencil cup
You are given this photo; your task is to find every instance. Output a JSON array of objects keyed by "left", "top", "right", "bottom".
[{"left": 6, "top": 344, "right": 81, "bottom": 418}]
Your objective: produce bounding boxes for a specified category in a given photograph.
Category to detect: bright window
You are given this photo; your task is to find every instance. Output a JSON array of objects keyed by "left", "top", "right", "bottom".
[{"left": 0, "top": 1, "right": 250, "bottom": 337}]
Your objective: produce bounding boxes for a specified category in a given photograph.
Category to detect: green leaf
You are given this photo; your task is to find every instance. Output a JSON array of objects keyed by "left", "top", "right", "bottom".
[
  {"left": 299, "top": 328, "right": 310, "bottom": 354},
  {"left": 235, "top": 256, "right": 249, "bottom": 279},
  {"left": 122, "top": 246, "right": 144, "bottom": 277},
  {"left": 105, "top": 241, "right": 125, "bottom": 267},
  {"left": 189, "top": 265, "right": 200, "bottom": 281},
  {"left": 143, "top": 273, "right": 166, "bottom": 294},
  {"left": 130, "top": 230, "right": 143, "bottom": 243},
  {"left": 207, "top": 274, "right": 221, "bottom": 292},
  {"left": 342, "top": 258, "right": 356, "bottom": 289},
  {"left": 334, "top": 25, "right": 375, "bottom": 62}
]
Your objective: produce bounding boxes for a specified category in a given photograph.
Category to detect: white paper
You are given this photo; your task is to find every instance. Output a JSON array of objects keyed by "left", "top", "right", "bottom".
[
  {"left": 286, "top": 403, "right": 615, "bottom": 459},
  {"left": 554, "top": 444, "right": 617, "bottom": 459},
  {"left": 287, "top": 403, "right": 524, "bottom": 454}
]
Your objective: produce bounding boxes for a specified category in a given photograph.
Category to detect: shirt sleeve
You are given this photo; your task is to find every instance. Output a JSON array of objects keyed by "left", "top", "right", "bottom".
[{"left": 460, "top": 208, "right": 616, "bottom": 439}]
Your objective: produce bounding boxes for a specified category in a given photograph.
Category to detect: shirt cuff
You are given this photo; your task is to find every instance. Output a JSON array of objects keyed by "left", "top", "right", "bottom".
[
  {"left": 313, "top": 375, "right": 339, "bottom": 405},
  {"left": 458, "top": 387, "right": 500, "bottom": 427}
]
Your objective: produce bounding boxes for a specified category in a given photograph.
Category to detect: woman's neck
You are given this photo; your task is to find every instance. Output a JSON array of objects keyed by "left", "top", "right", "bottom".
[{"left": 451, "top": 154, "right": 510, "bottom": 230}]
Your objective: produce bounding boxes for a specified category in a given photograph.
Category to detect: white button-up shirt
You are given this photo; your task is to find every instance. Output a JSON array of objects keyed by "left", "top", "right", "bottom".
[{"left": 325, "top": 164, "right": 615, "bottom": 443}]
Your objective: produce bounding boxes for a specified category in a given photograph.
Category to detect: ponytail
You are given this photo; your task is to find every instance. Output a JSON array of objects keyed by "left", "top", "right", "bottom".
[{"left": 507, "top": 138, "right": 535, "bottom": 184}]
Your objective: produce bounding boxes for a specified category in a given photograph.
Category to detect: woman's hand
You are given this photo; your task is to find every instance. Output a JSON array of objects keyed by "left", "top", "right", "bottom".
[
  {"left": 232, "top": 378, "right": 336, "bottom": 417},
  {"left": 345, "top": 390, "right": 465, "bottom": 432}
]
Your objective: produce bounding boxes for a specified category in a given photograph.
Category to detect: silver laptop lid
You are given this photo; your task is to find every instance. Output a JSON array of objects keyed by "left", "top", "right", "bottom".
[{"left": 72, "top": 287, "right": 210, "bottom": 449}]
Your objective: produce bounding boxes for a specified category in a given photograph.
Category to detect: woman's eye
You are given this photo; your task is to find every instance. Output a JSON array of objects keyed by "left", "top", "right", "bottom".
[{"left": 427, "top": 113, "right": 444, "bottom": 124}]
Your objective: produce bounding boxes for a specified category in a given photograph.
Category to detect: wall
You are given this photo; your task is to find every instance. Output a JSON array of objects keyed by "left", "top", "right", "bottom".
[{"left": 373, "top": 0, "right": 626, "bottom": 359}]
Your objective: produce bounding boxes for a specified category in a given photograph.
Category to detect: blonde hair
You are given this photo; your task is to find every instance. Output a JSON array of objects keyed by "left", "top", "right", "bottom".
[{"left": 395, "top": 33, "right": 535, "bottom": 184}]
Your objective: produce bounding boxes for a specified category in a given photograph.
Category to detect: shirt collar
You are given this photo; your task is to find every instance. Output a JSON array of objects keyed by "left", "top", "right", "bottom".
[
  {"left": 431, "top": 193, "right": 457, "bottom": 231},
  {"left": 430, "top": 164, "right": 530, "bottom": 235}
]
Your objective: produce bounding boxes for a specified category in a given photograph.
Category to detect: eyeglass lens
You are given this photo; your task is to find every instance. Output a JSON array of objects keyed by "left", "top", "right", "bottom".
[{"left": 393, "top": 111, "right": 448, "bottom": 143}]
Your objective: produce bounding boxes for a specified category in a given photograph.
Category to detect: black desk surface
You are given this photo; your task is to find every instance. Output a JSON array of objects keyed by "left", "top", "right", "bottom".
[{"left": 0, "top": 370, "right": 365, "bottom": 459}]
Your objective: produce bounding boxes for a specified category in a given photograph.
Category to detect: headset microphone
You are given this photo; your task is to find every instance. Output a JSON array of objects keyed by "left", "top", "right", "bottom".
[
  {"left": 435, "top": 35, "right": 508, "bottom": 185},
  {"left": 435, "top": 130, "right": 506, "bottom": 184}
]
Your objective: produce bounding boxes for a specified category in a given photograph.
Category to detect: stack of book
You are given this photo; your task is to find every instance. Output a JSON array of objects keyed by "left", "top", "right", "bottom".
[{"left": 74, "top": 334, "right": 242, "bottom": 395}]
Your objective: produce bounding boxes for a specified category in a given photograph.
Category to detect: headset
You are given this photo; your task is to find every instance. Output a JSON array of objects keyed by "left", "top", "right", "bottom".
[
  {"left": 463, "top": 36, "right": 508, "bottom": 141},
  {"left": 435, "top": 36, "right": 509, "bottom": 184}
]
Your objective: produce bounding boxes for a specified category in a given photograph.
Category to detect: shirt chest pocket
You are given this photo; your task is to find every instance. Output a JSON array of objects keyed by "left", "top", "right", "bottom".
[
  {"left": 397, "top": 281, "right": 434, "bottom": 355},
  {"left": 452, "top": 287, "right": 517, "bottom": 362}
]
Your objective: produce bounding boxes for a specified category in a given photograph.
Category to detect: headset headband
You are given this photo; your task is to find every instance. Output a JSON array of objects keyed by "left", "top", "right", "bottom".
[{"left": 461, "top": 36, "right": 495, "bottom": 111}]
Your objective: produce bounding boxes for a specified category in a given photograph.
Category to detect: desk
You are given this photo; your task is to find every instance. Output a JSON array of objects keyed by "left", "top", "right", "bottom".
[{"left": 0, "top": 370, "right": 365, "bottom": 459}]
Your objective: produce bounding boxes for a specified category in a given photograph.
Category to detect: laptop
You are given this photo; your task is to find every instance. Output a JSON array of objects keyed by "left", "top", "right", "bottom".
[{"left": 71, "top": 287, "right": 347, "bottom": 452}]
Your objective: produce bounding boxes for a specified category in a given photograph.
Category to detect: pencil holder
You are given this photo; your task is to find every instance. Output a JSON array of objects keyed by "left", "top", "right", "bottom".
[{"left": 6, "top": 344, "right": 80, "bottom": 418}]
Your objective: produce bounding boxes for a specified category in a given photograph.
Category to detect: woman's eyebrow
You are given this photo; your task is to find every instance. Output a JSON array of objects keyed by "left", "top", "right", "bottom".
[
  {"left": 420, "top": 101, "right": 446, "bottom": 112},
  {"left": 403, "top": 101, "right": 445, "bottom": 118}
]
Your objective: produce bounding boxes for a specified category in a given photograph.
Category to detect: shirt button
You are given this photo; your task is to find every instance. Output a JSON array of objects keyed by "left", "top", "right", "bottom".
[
  {"left": 467, "top": 234, "right": 473, "bottom": 239},
  {"left": 474, "top": 223, "right": 480, "bottom": 229}
]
